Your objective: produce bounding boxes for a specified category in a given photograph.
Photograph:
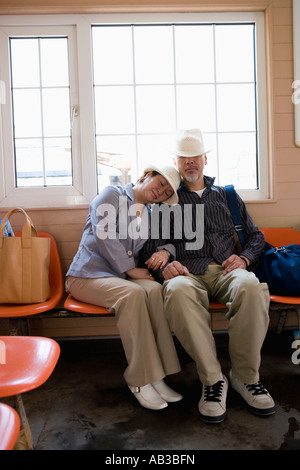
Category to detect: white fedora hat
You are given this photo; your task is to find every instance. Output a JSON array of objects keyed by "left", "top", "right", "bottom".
[
  {"left": 171, "top": 129, "right": 210, "bottom": 157},
  {"left": 142, "top": 164, "right": 181, "bottom": 205}
]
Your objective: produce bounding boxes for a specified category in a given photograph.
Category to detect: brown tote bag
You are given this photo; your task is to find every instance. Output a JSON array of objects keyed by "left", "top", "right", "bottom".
[{"left": 0, "top": 208, "right": 50, "bottom": 304}]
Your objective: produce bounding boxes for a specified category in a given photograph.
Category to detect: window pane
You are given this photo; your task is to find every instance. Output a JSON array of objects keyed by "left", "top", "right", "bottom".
[
  {"left": 94, "top": 86, "right": 135, "bottom": 134},
  {"left": 40, "top": 38, "right": 69, "bottom": 87},
  {"left": 202, "top": 133, "right": 217, "bottom": 178},
  {"left": 15, "top": 138, "right": 44, "bottom": 187},
  {"left": 217, "top": 84, "right": 256, "bottom": 132},
  {"left": 138, "top": 134, "right": 176, "bottom": 170},
  {"left": 136, "top": 85, "right": 176, "bottom": 133},
  {"left": 134, "top": 26, "right": 174, "bottom": 84},
  {"left": 218, "top": 132, "right": 257, "bottom": 189},
  {"left": 42, "top": 88, "right": 71, "bottom": 137},
  {"left": 215, "top": 24, "right": 255, "bottom": 83},
  {"left": 15, "top": 137, "right": 72, "bottom": 187},
  {"left": 13, "top": 89, "right": 42, "bottom": 137},
  {"left": 93, "top": 26, "right": 133, "bottom": 85},
  {"left": 10, "top": 38, "right": 40, "bottom": 88},
  {"left": 96, "top": 135, "right": 136, "bottom": 190},
  {"left": 44, "top": 137, "right": 72, "bottom": 185},
  {"left": 96, "top": 135, "right": 136, "bottom": 159},
  {"left": 10, "top": 36, "right": 72, "bottom": 187},
  {"left": 177, "top": 85, "right": 216, "bottom": 131},
  {"left": 175, "top": 25, "right": 214, "bottom": 83}
]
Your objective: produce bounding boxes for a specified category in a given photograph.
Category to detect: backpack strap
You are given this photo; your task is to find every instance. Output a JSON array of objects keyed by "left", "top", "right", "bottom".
[{"left": 225, "top": 184, "right": 245, "bottom": 248}]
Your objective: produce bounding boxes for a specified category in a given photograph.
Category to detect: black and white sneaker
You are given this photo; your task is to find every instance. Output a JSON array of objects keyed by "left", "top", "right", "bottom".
[
  {"left": 229, "top": 369, "right": 275, "bottom": 416},
  {"left": 198, "top": 376, "right": 228, "bottom": 423}
]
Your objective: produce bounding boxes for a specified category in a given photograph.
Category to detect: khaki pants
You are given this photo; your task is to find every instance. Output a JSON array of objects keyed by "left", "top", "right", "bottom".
[
  {"left": 163, "top": 263, "right": 270, "bottom": 386},
  {"left": 66, "top": 276, "right": 181, "bottom": 387}
]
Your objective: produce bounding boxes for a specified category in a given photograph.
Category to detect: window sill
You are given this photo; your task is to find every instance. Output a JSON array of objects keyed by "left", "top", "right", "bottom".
[{"left": 0, "top": 186, "right": 92, "bottom": 211}]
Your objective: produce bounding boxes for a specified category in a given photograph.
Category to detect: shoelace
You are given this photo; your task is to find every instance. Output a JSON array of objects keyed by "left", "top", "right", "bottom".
[
  {"left": 203, "top": 380, "right": 224, "bottom": 402},
  {"left": 245, "top": 381, "right": 268, "bottom": 396}
]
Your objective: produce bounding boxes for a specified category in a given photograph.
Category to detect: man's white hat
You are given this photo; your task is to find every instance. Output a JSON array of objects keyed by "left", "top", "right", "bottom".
[
  {"left": 142, "top": 164, "right": 181, "bottom": 206},
  {"left": 171, "top": 129, "right": 210, "bottom": 157}
]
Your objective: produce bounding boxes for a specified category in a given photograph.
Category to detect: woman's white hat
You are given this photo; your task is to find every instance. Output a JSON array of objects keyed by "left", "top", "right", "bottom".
[
  {"left": 142, "top": 164, "right": 181, "bottom": 206},
  {"left": 171, "top": 129, "right": 210, "bottom": 157}
]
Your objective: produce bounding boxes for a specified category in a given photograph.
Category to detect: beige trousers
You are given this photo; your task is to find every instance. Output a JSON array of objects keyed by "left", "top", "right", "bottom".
[
  {"left": 163, "top": 263, "right": 270, "bottom": 386},
  {"left": 66, "top": 276, "right": 181, "bottom": 387}
]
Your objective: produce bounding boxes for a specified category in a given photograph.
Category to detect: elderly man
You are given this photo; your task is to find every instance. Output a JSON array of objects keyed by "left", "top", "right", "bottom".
[{"left": 142, "top": 129, "right": 275, "bottom": 423}]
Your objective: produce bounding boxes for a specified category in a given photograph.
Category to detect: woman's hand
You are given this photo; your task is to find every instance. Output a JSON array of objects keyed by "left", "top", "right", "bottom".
[
  {"left": 126, "top": 267, "right": 154, "bottom": 280},
  {"left": 145, "top": 250, "right": 170, "bottom": 271}
]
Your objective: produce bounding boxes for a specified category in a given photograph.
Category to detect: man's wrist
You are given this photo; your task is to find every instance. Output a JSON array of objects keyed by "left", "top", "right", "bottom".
[{"left": 239, "top": 255, "right": 250, "bottom": 267}]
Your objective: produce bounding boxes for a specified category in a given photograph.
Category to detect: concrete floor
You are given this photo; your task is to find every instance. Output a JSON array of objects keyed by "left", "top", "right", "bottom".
[{"left": 4, "top": 330, "right": 300, "bottom": 452}]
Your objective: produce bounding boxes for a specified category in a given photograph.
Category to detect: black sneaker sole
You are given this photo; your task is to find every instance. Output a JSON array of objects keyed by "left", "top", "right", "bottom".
[
  {"left": 199, "top": 411, "right": 226, "bottom": 424},
  {"left": 246, "top": 403, "right": 276, "bottom": 417}
]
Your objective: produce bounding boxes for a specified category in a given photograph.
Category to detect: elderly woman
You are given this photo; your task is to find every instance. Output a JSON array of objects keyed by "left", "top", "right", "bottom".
[{"left": 66, "top": 165, "right": 182, "bottom": 410}]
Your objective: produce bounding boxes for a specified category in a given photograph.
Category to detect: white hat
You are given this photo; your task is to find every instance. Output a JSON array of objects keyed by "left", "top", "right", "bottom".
[
  {"left": 171, "top": 129, "right": 210, "bottom": 157},
  {"left": 142, "top": 164, "right": 181, "bottom": 205}
]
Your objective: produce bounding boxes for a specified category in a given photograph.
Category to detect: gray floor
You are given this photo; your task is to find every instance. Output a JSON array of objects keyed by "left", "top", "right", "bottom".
[{"left": 4, "top": 330, "right": 300, "bottom": 452}]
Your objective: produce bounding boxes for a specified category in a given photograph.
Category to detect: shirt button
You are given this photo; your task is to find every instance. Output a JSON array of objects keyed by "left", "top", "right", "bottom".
[{"left": 127, "top": 250, "right": 132, "bottom": 256}]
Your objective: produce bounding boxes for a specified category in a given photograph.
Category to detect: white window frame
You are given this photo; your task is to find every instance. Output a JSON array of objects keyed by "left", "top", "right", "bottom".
[{"left": 0, "top": 12, "right": 269, "bottom": 209}]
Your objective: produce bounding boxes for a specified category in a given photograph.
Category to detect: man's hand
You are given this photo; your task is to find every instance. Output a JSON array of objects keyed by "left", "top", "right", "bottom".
[
  {"left": 162, "top": 261, "right": 189, "bottom": 280},
  {"left": 222, "top": 254, "right": 249, "bottom": 274}
]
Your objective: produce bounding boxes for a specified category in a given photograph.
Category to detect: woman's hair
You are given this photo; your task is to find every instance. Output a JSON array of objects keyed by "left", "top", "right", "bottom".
[{"left": 135, "top": 170, "right": 159, "bottom": 184}]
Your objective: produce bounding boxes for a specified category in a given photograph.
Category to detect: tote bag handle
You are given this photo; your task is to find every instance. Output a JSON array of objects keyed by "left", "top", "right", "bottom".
[{"left": 0, "top": 208, "right": 37, "bottom": 248}]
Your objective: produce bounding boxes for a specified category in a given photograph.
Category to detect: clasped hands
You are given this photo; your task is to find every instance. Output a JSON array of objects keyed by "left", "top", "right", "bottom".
[{"left": 126, "top": 250, "right": 171, "bottom": 280}]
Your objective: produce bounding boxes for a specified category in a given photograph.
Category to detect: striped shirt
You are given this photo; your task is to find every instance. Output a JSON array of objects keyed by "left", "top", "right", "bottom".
[{"left": 140, "top": 175, "right": 265, "bottom": 276}]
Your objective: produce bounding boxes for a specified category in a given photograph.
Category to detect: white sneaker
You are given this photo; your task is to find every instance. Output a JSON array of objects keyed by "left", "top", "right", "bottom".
[
  {"left": 152, "top": 380, "right": 183, "bottom": 403},
  {"left": 128, "top": 384, "right": 168, "bottom": 410},
  {"left": 198, "top": 376, "right": 228, "bottom": 423},
  {"left": 229, "top": 369, "right": 275, "bottom": 416}
]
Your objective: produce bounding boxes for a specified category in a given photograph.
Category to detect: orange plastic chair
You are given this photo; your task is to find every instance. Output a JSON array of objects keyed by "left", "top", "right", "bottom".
[
  {"left": 209, "top": 301, "right": 226, "bottom": 310},
  {"left": 0, "top": 232, "right": 64, "bottom": 334},
  {"left": 260, "top": 228, "right": 300, "bottom": 251},
  {"left": 0, "top": 335, "right": 60, "bottom": 449},
  {"left": 64, "top": 293, "right": 112, "bottom": 315},
  {"left": 260, "top": 228, "right": 300, "bottom": 332},
  {"left": 0, "top": 403, "right": 21, "bottom": 450},
  {"left": 64, "top": 294, "right": 226, "bottom": 315},
  {"left": 64, "top": 294, "right": 227, "bottom": 336}
]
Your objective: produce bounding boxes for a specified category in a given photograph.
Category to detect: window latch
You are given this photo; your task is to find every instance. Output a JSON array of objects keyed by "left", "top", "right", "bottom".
[{"left": 71, "top": 105, "right": 79, "bottom": 129}]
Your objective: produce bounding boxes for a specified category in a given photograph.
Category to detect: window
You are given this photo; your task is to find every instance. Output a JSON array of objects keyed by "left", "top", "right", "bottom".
[
  {"left": 10, "top": 36, "right": 72, "bottom": 187},
  {"left": 0, "top": 12, "right": 269, "bottom": 209},
  {"left": 92, "top": 22, "right": 260, "bottom": 192}
]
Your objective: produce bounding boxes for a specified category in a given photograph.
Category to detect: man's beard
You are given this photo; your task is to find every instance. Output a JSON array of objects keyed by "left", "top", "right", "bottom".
[{"left": 185, "top": 173, "right": 199, "bottom": 183}]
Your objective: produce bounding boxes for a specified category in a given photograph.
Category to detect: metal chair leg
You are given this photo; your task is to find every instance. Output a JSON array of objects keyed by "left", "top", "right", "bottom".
[{"left": 14, "top": 394, "right": 34, "bottom": 450}]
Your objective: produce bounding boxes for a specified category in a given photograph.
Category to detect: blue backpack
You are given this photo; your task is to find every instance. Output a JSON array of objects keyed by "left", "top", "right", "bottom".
[{"left": 225, "top": 184, "right": 300, "bottom": 297}]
